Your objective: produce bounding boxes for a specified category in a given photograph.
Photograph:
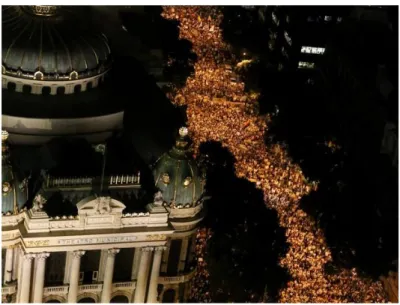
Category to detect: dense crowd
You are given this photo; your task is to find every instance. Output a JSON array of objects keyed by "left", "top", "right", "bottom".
[
  {"left": 189, "top": 228, "right": 213, "bottom": 302},
  {"left": 161, "top": 6, "right": 387, "bottom": 303}
]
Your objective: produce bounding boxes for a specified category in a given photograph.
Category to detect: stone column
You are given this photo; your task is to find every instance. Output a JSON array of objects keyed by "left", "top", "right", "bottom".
[
  {"left": 179, "top": 237, "right": 189, "bottom": 273},
  {"left": 63, "top": 252, "right": 72, "bottom": 284},
  {"left": 32, "top": 85, "right": 42, "bottom": 95},
  {"left": 16, "top": 248, "right": 24, "bottom": 303},
  {"left": 81, "top": 82, "right": 87, "bottom": 92},
  {"left": 147, "top": 247, "right": 165, "bottom": 303},
  {"left": 98, "top": 250, "right": 108, "bottom": 282},
  {"left": 12, "top": 246, "right": 19, "bottom": 281},
  {"left": 67, "top": 250, "right": 85, "bottom": 303},
  {"left": 133, "top": 247, "right": 153, "bottom": 303},
  {"left": 50, "top": 86, "right": 57, "bottom": 95},
  {"left": 15, "top": 82, "right": 23, "bottom": 92},
  {"left": 100, "top": 249, "right": 120, "bottom": 303},
  {"left": 161, "top": 240, "right": 171, "bottom": 273},
  {"left": 131, "top": 249, "right": 141, "bottom": 281},
  {"left": 32, "top": 252, "right": 50, "bottom": 303},
  {"left": 65, "top": 85, "right": 74, "bottom": 95},
  {"left": 4, "top": 247, "right": 14, "bottom": 284},
  {"left": 19, "top": 253, "right": 35, "bottom": 303}
]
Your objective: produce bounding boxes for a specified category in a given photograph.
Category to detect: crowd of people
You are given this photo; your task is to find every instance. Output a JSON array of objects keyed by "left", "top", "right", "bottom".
[
  {"left": 161, "top": 6, "right": 387, "bottom": 303},
  {"left": 189, "top": 228, "right": 213, "bottom": 302}
]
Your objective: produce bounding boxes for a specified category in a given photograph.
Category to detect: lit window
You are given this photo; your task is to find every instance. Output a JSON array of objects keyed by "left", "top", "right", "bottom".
[
  {"left": 286, "top": 15, "right": 290, "bottom": 23},
  {"left": 298, "top": 61, "right": 315, "bottom": 69},
  {"left": 306, "top": 78, "right": 315, "bottom": 85},
  {"left": 282, "top": 47, "right": 288, "bottom": 58},
  {"left": 325, "top": 16, "right": 332, "bottom": 22},
  {"left": 284, "top": 31, "right": 292, "bottom": 46},
  {"left": 269, "top": 41, "right": 275, "bottom": 51},
  {"left": 337, "top": 17, "right": 342, "bottom": 23},
  {"left": 301, "top": 46, "right": 325, "bottom": 55},
  {"left": 272, "top": 12, "right": 279, "bottom": 26}
]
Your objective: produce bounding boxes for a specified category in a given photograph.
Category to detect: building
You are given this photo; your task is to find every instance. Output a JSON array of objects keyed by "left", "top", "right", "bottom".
[
  {"left": 257, "top": 6, "right": 353, "bottom": 84},
  {"left": 321, "top": 6, "right": 398, "bottom": 168},
  {"left": 2, "top": 127, "right": 206, "bottom": 303},
  {"left": 2, "top": 6, "right": 124, "bottom": 145}
]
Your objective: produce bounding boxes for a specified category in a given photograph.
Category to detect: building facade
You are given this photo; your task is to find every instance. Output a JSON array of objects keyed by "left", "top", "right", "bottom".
[{"left": 2, "top": 128, "right": 206, "bottom": 303}]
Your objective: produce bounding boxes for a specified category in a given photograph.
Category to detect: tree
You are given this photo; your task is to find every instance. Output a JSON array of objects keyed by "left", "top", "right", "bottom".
[{"left": 199, "top": 141, "right": 290, "bottom": 302}]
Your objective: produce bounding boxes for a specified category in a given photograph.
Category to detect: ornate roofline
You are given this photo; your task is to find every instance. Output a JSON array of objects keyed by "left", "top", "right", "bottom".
[{"left": 2, "top": 64, "right": 111, "bottom": 82}]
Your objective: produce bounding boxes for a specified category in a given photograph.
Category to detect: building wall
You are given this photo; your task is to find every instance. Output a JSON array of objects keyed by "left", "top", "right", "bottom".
[{"left": 2, "top": 112, "right": 124, "bottom": 145}]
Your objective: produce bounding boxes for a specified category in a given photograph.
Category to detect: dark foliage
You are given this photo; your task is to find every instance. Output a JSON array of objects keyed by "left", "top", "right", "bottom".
[{"left": 198, "top": 141, "right": 290, "bottom": 302}]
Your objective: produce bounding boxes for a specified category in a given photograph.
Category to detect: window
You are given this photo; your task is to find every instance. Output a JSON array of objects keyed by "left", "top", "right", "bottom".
[
  {"left": 272, "top": 12, "right": 279, "bottom": 26},
  {"left": 337, "top": 17, "right": 342, "bottom": 23},
  {"left": 284, "top": 31, "right": 292, "bottom": 46},
  {"left": 282, "top": 47, "right": 288, "bottom": 58},
  {"left": 7, "top": 82, "right": 16, "bottom": 92},
  {"left": 86, "top": 82, "right": 93, "bottom": 91},
  {"left": 324, "top": 16, "right": 332, "bottom": 22},
  {"left": 74, "top": 84, "right": 82, "bottom": 94},
  {"left": 22, "top": 84, "right": 32, "bottom": 94},
  {"left": 268, "top": 41, "right": 275, "bottom": 51},
  {"left": 56, "top": 86, "right": 65, "bottom": 95},
  {"left": 42, "top": 86, "right": 51, "bottom": 96},
  {"left": 301, "top": 46, "right": 325, "bottom": 55},
  {"left": 298, "top": 61, "right": 315, "bottom": 69}
]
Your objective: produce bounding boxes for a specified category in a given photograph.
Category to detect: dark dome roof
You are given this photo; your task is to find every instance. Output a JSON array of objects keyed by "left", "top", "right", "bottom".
[
  {"left": 2, "top": 6, "right": 111, "bottom": 80},
  {"left": 153, "top": 128, "right": 205, "bottom": 207},
  {"left": 2, "top": 131, "right": 28, "bottom": 215}
]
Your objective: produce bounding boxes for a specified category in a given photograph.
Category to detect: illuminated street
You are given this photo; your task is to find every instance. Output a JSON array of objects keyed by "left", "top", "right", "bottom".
[{"left": 162, "top": 6, "right": 387, "bottom": 303}]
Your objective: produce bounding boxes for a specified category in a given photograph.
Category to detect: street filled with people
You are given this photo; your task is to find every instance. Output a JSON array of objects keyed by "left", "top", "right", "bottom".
[{"left": 161, "top": 6, "right": 387, "bottom": 303}]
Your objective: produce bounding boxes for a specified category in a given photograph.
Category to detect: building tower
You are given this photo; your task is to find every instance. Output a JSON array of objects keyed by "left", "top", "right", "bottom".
[
  {"left": 152, "top": 127, "right": 206, "bottom": 302},
  {"left": 2, "top": 6, "right": 123, "bottom": 145}
]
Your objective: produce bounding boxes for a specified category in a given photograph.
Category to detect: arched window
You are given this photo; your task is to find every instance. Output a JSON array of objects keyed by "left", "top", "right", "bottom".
[
  {"left": 45, "top": 300, "right": 61, "bottom": 303},
  {"left": 42, "top": 86, "right": 51, "bottom": 96},
  {"left": 57, "top": 87, "right": 65, "bottom": 95},
  {"left": 74, "top": 84, "right": 82, "bottom": 94},
  {"left": 78, "top": 297, "right": 95, "bottom": 303},
  {"left": 33, "top": 71, "right": 44, "bottom": 80},
  {"left": 162, "top": 289, "right": 176, "bottom": 303},
  {"left": 86, "top": 82, "right": 93, "bottom": 91},
  {"left": 22, "top": 84, "right": 32, "bottom": 94},
  {"left": 110, "top": 295, "right": 129, "bottom": 303},
  {"left": 69, "top": 71, "right": 78, "bottom": 80},
  {"left": 7, "top": 82, "right": 16, "bottom": 92}
]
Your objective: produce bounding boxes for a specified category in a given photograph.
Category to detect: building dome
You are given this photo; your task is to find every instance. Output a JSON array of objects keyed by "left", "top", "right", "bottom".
[
  {"left": 2, "top": 131, "right": 29, "bottom": 215},
  {"left": 153, "top": 128, "right": 205, "bottom": 208},
  {"left": 2, "top": 6, "right": 111, "bottom": 81}
]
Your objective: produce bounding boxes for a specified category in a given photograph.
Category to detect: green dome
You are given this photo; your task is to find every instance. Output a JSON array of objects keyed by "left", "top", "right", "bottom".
[
  {"left": 2, "top": 131, "right": 28, "bottom": 215},
  {"left": 153, "top": 128, "right": 205, "bottom": 207}
]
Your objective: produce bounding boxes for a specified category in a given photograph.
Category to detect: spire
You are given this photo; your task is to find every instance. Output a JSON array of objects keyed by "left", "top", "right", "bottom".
[
  {"left": 93, "top": 143, "right": 107, "bottom": 194},
  {"left": 169, "top": 127, "right": 190, "bottom": 159}
]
